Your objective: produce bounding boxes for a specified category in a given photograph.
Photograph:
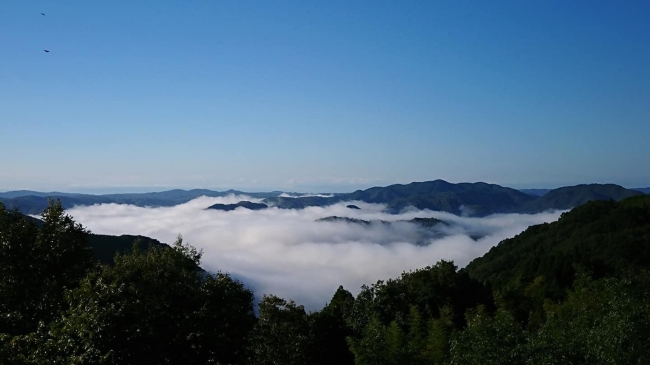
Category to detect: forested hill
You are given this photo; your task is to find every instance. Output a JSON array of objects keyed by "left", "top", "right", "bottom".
[
  {"left": 86, "top": 234, "right": 172, "bottom": 265},
  {"left": 22, "top": 213, "right": 182, "bottom": 266},
  {"left": 465, "top": 194, "right": 650, "bottom": 298},
  {"left": 346, "top": 180, "right": 535, "bottom": 215},
  {"left": 520, "top": 183, "right": 643, "bottom": 213}
]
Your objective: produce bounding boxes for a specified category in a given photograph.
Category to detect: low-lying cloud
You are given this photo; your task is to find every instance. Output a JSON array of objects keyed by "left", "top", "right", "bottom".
[
  {"left": 278, "top": 192, "right": 335, "bottom": 198},
  {"left": 67, "top": 196, "right": 563, "bottom": 310}
]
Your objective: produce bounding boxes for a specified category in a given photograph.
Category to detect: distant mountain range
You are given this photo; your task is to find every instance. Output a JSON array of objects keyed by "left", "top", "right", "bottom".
[
  {"left": 262, "top": 181, "right": 645, "bottom": 216},
  {"left": 633, "top": 187, "right": 650, "bottom": 194},
  {"left": 264, "top": 180, "right": 534, "bottom": 216},
  {"left": 1, "top": 181, "right": 647, "bottom": 217},
  {"left": 0, "top": 189, "right": 281, "bottom": 215}
]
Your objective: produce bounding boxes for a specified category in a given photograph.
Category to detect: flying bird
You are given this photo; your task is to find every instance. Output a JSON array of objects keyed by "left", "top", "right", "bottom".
[
  {"left": 40, "top": 13, "right": 45, "bottom": 16},
  {"left": 44, "top": 49, "right": 50, "bottom": 53}
]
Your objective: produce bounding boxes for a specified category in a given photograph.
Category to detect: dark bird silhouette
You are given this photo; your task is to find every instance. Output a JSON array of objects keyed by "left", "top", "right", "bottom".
[
  {"left": 40, "top": 13, "right": 45, "bottom": 16},
  {"left": 44, "top": 49, "right": 50, "bottom": 53}
]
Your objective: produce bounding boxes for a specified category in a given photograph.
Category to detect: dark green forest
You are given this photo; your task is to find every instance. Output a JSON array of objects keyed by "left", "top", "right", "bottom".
[{"left": 2, "top": 196, "right": 650, "bottom": 364}]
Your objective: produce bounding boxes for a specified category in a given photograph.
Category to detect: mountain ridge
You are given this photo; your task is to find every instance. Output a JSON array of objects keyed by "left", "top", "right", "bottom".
[
  {"left": 264, "top": 181, "right": 643, "bottom": 216},
  {"left": 1, "top": 181, "right": 645, "bottom": 217},
  {"left": 0, "top": 189, "right": 282, "bottom": 215}
]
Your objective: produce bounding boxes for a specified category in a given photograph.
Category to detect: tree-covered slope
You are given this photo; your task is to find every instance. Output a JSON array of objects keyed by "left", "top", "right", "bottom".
[
  {"left": 15, "top": 210, "right": 179, "bottom": 267},
  {"left": 522, "top": 183, "right": 643, "bottom": 213},
  {"left": 465, "top": 195, "right": 650, "bottom": 297},
  {"left": 86, "top": 234, "right": 170, "bottom": 265}
]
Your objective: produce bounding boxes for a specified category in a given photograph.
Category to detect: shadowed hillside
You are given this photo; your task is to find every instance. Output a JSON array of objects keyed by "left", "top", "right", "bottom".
[
  {"left": 522, "top": 183, "right": 642, "bottom": 213},
  {"left": 465, "top": 194, "right": 650, "bottom": 298}
]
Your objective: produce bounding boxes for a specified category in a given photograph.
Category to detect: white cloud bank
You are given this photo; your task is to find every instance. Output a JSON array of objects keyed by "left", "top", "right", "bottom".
[
  {"left": 278, "top": 193, "right": 335, "bottom": 198},
  {"left": 67, "top": 196, "right": 563, "bottom": 310}
]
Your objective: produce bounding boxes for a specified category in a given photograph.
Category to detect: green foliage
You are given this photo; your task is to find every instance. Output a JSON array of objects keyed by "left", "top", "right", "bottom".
[
  {"left": 524, "top": 270, "right": 650, "bottom": 364},
  {"left": 0, "top": 200, "right": 92, "bottom": 335},
  {"left": 347, "top": 315, "right": 388, "bottom": 365},
  {"left": 407, "top": 305, "right": 425, "bottom": 354},
  {"left": 339, "top": 195, "right": 650, "bottom": 365},
  {"left": 466, "top": 195, "right": 650, "bottom": 303},
  {"left": 386, "top": 320, "right": 413, "bottom": 365},
  {"left": 348, "top": 305, "right": 452, "bottom": 365},
  {"left": 1, "top": 201, "right": 255, "bottom": 365},
  {"left": 247, "top": 295, "right": 313, "bottom": 365},
  {"left": 311, "top": 286, "right": 355, "bottom": 365},
  {"left": 448, "top": 307, "right": 525, "bottom": 365},
  {"left": 345, "top": 261, "right": 491, "bottom": 365},
  {"left": 199, "top": 272, "right": 257, "bottom": 362},
  {"left": 40, "top": 236, "right": 254, "bottom": 364},
  {"left": 423, "top": 306, "right": 454, "bottom": 364}
]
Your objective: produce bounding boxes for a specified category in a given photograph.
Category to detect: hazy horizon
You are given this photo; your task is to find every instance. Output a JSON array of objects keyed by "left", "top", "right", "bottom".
[{"left": 2, "top": 178, "right": 650, "bottom": 196}]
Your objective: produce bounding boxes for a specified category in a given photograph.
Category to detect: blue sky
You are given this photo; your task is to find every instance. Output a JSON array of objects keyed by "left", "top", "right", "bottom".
[{"left": 1, "top": 1, "right": 648, "bottom": 193}]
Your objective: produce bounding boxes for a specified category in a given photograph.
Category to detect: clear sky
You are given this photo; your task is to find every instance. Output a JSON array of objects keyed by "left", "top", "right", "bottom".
[{"left": 1, "top": 1, "right": 649, "bottom": 193}]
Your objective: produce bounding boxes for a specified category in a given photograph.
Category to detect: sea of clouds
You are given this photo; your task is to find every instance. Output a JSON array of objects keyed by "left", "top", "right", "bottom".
[
  {"left": 277, "top": 192, "right": 335, "bottom": 198},
  {"left": 67, "top": 195, "right": 563, "bottom": 310}
]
